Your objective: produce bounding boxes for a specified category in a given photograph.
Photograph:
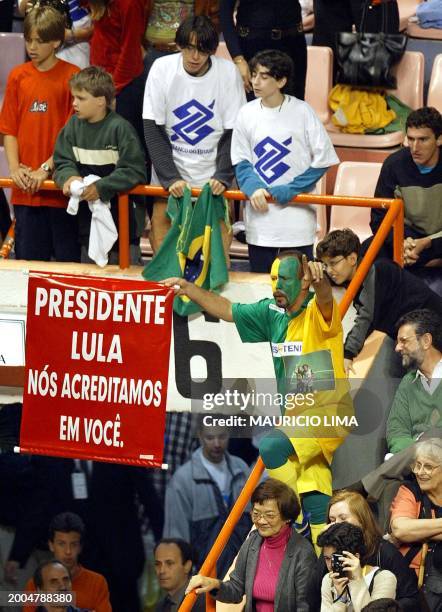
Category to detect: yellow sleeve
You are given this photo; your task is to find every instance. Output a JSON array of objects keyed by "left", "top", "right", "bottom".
[{"left": 309, "top": 297, "right": 342, "bottom": 338}]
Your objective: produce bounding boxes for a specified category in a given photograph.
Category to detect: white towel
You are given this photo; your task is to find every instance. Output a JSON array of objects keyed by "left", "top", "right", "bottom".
[{"left": 68, "top": 174, "right": 118, "bottom": 267}]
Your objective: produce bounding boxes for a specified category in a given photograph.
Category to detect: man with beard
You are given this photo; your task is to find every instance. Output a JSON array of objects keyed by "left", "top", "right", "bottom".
[
  {"left": 163, "top": 251, "right": 353, "bottom": 554},
  {"left": 388, "top": 309, "right": 442, "bottom": 452},
  {"left": 348, "top": 309, "right": 442, "bottom": 523}
]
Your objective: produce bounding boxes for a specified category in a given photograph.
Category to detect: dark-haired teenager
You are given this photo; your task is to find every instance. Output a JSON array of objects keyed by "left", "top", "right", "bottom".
[
  {"left": 318, "top": 522, "right": 397, "bottom": 611},
  {"left": 316, "top": 228, "right": 442, "bottom": 374},
  {"left": 231, "top": 49, "right": 338, "bottom": 272},
  {"left": 142, "top": 15, "right": 245, "bottom": 252},
  {"left": 24, "top": 512, "right": 111, "bottom": 612},
  {"left": 307, "top": 491, "right": 419, "bottom": 612}
]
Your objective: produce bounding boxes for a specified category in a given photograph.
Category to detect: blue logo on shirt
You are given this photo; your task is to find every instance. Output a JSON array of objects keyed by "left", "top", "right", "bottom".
[
  {"left": 171, "top": 99, "right": 215, "bottom": 145},
  {"left": 254, "top": 137, "right": 292, "bottom": 184}
]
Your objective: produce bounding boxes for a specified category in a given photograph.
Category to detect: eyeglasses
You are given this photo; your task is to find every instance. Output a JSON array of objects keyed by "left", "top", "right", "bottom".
[
  {"left": 396, "top": 334, "right": 420, "bottom": 347},
  {"left": 411, "top": 461, "right": 441, "bottom": 476},
  {"left": 322, "top": 257, "right": 346, "bottom": 271},
  {"left": 250, "top": 510, "right": 281, "bottom": 522}
]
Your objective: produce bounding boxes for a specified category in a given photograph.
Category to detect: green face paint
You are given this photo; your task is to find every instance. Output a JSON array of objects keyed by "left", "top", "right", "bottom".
[{"left": 270, "top": 256, "right": 302, "bottom": 308}]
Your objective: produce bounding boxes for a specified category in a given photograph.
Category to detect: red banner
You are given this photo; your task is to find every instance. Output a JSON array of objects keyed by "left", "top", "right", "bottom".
[{"left": 20, "top": 272, "right": 174, "bottom": 467}]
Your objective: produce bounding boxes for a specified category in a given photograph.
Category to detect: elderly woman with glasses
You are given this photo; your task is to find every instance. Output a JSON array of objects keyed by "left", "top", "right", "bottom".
[
  {"left": 185, "top": 478, "right": 317, "bottom": 611},
  {"left": 390, "top": 438, "right": 442, "bottom": 611}
]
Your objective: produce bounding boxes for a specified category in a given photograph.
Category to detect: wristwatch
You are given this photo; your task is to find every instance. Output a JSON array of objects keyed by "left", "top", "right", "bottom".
[{"left": 40, "top": 162, "right": 52, "bottom": 174}]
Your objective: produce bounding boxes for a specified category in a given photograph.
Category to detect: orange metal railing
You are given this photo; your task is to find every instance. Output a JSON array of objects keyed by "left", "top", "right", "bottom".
[
  {"left": 0, "top": 180, "right": 403, "bottom": 273},
  {"left": 0, "top": 178, "right": 404, "bottom": 612}
]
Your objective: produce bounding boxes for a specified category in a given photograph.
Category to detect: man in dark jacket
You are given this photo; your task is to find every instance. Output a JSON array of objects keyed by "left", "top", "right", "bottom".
[
  {"left": 163, "top": 416, "right": 251, "bottom": 578},
  {"left": 365, "top": 107, "right": 442, "bottom": 270}
]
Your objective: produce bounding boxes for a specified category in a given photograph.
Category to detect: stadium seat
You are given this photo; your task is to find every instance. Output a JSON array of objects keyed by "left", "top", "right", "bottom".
[
  {"left": 407, "top": 20, "right": 442, "bottom": 39},
  {"left": 329, "top": 161, "right": 382, "bottom": 241},
  {"left": 405, "top": 0, "right": 442, "bottom": 38},
  {"left": 399, "top": 0, "right": 422, "bottom": 31},
  {"left": 326, "top": 51, "right": 424, "bottom": 148},
  {"left": 305, "top": 46, "right": 333, "bottom": 124},
  {"left": 0, "top": 33, "right": 26, "bottom": 104},
  {"left": 427, "top": 54, "right": 442, "bottom": 112}
]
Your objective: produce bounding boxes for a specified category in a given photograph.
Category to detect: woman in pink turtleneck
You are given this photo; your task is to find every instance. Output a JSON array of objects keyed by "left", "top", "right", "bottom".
[{"left": 186, "top": 478, "right": 317, "bottom": 612}]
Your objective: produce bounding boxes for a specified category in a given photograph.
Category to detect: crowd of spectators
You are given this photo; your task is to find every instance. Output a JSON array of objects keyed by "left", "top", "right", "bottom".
[{"left": 0, "top": 1, "right": 441, "bottom": 611}]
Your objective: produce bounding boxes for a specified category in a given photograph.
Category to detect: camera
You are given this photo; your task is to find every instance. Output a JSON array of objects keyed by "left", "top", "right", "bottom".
[{"left": 331, "top": 552, "right": 346, "bottom": 577}]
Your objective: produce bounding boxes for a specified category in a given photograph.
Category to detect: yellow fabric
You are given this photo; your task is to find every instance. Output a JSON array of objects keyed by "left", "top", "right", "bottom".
[
  {"left": 310, "top": 522, "right": 327, "bottom": 557},
  {"left": 284, "top": 298, "right": 345, "bottom": 375},
  {"left": 328, "top": 84, "right": 396, "bottom": 134},
  {"left": 282, "top": 298, "right": 353, "bottom": 466},
  {"left": 266, "top": 441, "right": 332, "bottom": 500},
  {"left": 267, "top": 459, "right": 303, "bottom": 523},
  {"left": 287, "top": 440, "right": 333, "bottom": 496},
  {"left": 257, "top": 298, "right": 353, "bottom": 499}
]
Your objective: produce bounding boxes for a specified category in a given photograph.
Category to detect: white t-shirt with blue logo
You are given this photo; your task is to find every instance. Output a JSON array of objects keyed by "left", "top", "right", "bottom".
[
  {"left": 231, "top": 96, "right": 339, "bottom": 247},
  {"left": 143, "top": 53, "right": 246, "bottom": 186}
]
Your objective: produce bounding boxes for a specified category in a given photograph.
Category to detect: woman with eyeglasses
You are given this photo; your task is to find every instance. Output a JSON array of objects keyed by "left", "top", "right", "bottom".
[
  {"left": 185, "top": 478, "right": 317, "bottom": 611},
  {"left": 390, "top": 438, "right": 442, "bottom": 611},
  {"left": 307, "top": 490, "right": 419, "bottom": 611}
]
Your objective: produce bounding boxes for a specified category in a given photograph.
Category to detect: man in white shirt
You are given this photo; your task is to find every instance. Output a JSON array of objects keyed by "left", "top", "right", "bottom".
[
  {"left": 143, "top": 15, "right": 246, "bottom": 253},
  {"left": 232, "top": 49, "right": 339, "bottom": 272}
]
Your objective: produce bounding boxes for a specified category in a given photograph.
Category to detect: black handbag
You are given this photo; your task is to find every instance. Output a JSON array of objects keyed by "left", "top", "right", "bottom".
[{"left": 336, "top": 0, "right": 407, "bottom": 89}]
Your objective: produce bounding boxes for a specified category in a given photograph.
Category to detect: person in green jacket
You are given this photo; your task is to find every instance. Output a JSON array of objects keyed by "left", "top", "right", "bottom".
[
  {"left": 347, "top": 309, "right": 442, "bottom": 526},
  {"left": 54, "top": 65, "right": 147, "bottom": 263}
]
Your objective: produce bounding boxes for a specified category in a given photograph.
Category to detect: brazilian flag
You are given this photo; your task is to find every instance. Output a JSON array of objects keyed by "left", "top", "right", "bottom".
[{"left": 143, "top": 184, "right": 229, "bottom": 315}]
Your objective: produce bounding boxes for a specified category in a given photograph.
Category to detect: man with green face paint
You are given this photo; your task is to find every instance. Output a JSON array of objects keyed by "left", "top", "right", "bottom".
[
  {"left": 271, "top": 256, "right": 303, "bottom": 308},
  {"left": 163, "top": 251, "right": 352, "bottom": 554}
]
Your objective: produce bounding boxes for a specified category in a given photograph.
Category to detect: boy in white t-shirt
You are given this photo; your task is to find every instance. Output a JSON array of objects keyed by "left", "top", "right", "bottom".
[
  {"left": 231, "top": 49, "right": 339, "bottom": 272},
  {"left": 142, "top": 15, "right": 246, "bottom": 253}
]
